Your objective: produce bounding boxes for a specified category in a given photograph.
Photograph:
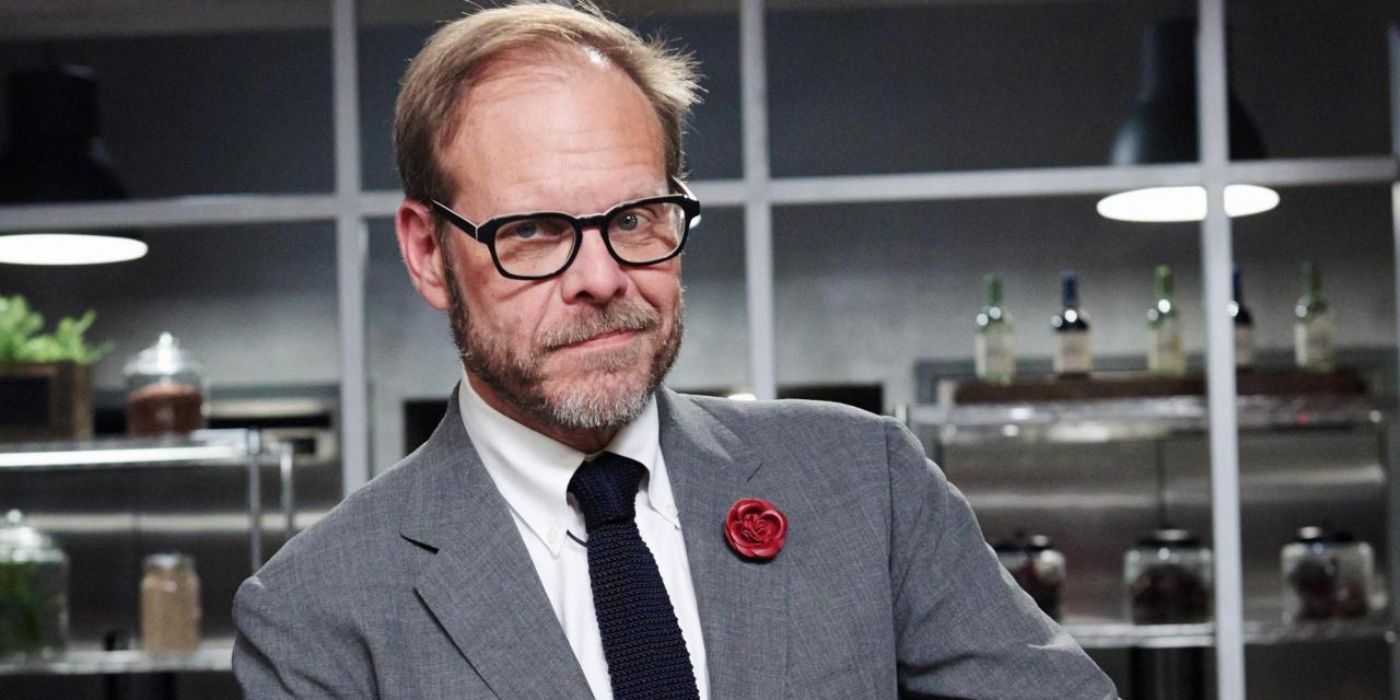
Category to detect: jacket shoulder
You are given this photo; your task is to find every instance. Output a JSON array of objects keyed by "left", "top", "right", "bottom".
[
  {"left": 672, "top": 391, "right": 889, "bottom": 429},
  {"left": 251, "top": 448, "right": 423, "bottom": 585}
]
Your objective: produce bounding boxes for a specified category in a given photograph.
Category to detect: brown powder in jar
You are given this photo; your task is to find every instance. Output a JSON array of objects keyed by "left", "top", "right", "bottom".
[
  {"left": 140, "top": 560, "right": 201, "bottom": 654},
  {"left": 127, "top": 382, "right": 204, "bottom": 436}
]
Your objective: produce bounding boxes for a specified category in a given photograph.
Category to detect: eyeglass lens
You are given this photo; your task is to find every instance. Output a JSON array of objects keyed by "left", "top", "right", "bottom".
[{"left": 494, "top": 201, "right": 687, "bottom": 277}]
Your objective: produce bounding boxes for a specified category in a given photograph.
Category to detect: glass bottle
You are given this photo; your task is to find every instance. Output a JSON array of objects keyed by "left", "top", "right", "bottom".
[
  {"left": 975, "top": 274, "right": 1016, "bottom": 385},
  {"left": 1230, "top": 266, "right": 1254, "bottom": 370},
  {"left": 1294, "top": 262, "right": 1334, "bottom": 372},
  {"left": 1147, "top": 265, "right": 1185, "bottom": 375},
  {"left": 124, "top": 332, "right": 208, "bottom": 436},
  {"left": 0, "top": 510, "right": 69, "bottom": 657},
  {"left": 1052, "top": 271, "right": 1092, "bottom": 378},
  {"left": 140, "top": 553, "right": 201, "bottom": 654}
]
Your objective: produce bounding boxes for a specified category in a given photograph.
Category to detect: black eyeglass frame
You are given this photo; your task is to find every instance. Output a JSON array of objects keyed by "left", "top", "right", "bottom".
[{"left": 429, "top": 176, "right": 701, "bottom": 281}]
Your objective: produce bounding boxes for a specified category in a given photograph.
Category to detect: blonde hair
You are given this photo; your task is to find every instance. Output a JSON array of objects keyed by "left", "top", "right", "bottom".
[{"left": 393, "top": 1, "right": 701, "bottom": 206}]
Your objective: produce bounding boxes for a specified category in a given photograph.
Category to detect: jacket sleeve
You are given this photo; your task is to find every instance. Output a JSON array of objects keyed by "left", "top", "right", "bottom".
[
  {"left": 881, "top": 418, "right": 1119, "bottom": 700},
  {"left": 232, "top": 570, "right": 377, "bottom": 699}
]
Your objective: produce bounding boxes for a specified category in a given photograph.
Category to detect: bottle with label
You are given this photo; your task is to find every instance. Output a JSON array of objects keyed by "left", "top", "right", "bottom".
[
  {"left": 975, "top": 274, "right": 1016, "bottom": 385},
  {"left": 1230, "top": 266, "right": 1254, "bottom": 370},
  {"left": 1294, "top": 262, "right": 1334, "bottom": 372},
  {"left": 1147, "top": 265, "right": 1185, "bottom": 375},
  {"left": 1052, "top": 271, "right": 1092, "bottom": 377}
]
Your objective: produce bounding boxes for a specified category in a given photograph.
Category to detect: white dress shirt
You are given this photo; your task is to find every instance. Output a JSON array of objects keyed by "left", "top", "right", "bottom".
[{"left": 457, "top": 376, "right": 710, "bottom": 700}]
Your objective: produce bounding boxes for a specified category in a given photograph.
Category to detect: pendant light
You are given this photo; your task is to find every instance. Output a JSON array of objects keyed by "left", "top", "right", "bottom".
[
  {"left": 1097, "top": 19, "right": 1279, "bottom": 223},
  {"left": 0, "top": 64, "right": 147, "bottom": 265}
]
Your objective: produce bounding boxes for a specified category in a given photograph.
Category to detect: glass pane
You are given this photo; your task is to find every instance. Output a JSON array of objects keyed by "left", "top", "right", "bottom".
[
  {"left": 767, "top": 1, "right": 1177, "bottom": 176},
  {"left": 2, "top": 222, "right": 338, "bottom": 392},
  {"left": 0, "top": 16, "right": 335, "bottom": 198},
  {"left": 1234, "top": 185, "right": 1394, "bottom": 354},
  {"left": 777, "top": 197, "right": 1216, "bottom": 695},
  {"left": 358, "top": 5, "right": 742, "bottom": 191},
  {"left": 366, "top": 206, "right": 746, "bottom": 474},
  {"left": 668, "top": 206, "right": 748, "bottom": 394},
  {"left": 1229, "top": 0, "right": 1398, "bottom": 159},
  {"left": 2, "top": 222, "right": 339, "bottom": 651},
  {"left": 366, "top": 217, "right": 459, "bottom": 473},
  {"left": 1230, "top": 183, "right": 1393, "bottom": 698},
  {"left": 775, "top": 197, "right": 1203, "bottom": 408}
]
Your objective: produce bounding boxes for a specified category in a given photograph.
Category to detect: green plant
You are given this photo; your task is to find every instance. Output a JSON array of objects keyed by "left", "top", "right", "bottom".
[
  {"left": 0, "top": 561, "right": 44, "bottom": 655},
  {"left": 0, "top": 295, "right": 111, "bottom": 365}
]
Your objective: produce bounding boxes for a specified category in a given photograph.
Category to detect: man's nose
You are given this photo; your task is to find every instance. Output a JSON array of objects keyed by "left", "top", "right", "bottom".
[{"left": 559, "top": 226, "right": 628, "bottom": 303}]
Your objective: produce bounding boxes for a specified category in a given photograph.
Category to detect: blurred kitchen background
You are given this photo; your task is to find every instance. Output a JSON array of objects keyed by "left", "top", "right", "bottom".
[{"left": 0, "top": 0, "right": 1397, "bottom": 698}]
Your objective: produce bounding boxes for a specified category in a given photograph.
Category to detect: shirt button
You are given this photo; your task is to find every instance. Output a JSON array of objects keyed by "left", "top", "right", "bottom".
[
  {"left": 664, "top": 505, "right": 679, "bottom": 519},
  {"left": 547, "top": 526, "right": 561, "bottom": 544}
]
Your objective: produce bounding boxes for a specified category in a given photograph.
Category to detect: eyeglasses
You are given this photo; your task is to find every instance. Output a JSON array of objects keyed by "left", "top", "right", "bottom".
[{"left": 429, "top": 177, "right": 701, "bottom": 280}]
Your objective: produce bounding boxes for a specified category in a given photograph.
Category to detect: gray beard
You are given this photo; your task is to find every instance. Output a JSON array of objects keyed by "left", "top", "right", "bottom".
[{"left": 442, "top": 255, "right": 682, "bottom": 431}]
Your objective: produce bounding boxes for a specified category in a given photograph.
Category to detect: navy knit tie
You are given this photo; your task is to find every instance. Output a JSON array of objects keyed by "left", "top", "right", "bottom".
[{"left": 568, "top": 452, "right": 700, "bottom": 700}]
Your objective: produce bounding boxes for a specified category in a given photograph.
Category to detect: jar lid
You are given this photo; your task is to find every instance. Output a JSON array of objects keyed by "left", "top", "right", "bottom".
[
  {"left": 144, "top": 552, "right": 196, "bottom": 572},
  {"left": 993, "top": 531, "right": 1056, "bottom": 554},
  {"left": 0, "top": 509, "right": 58, "bottom": 553},
  {"left": 1292, "top": 525, "right": 1357, "bottom": 545},
  {"left": 1137, "top": 527, "right": 1202, "bottom": 549},
  {"left": 123, "top": 332, "right": 204, "bottom": 378}
]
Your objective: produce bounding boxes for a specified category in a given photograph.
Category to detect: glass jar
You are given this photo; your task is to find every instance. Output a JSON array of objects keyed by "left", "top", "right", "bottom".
[
  {"left": 0, "top": 510, "right": 69, "bottom": 657},
  {"left": 1281, "top": 525, "right": 1373, "bottom": 622},
  {"left": 993, "top": 532, "right": 1066, "bottom": 621},
  {"left": 124, "top": 332, "right": 208, "bottom": 436},
  {"left": 1125, "top": 527, "right": 1212, "bottom": 624},
  {"left": 140, "top": 553, "right": 201, "bottom": 654}
]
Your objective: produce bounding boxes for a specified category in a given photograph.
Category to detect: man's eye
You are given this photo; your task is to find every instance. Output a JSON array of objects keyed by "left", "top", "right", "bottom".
[
  {"left": 500, "top": 218, "right": 570, "bottom": 241},
  {"left": 504, "top": 221, "right": 541, "bottom": 239},
  {"left": 614, "top": 209, "right": 653, "bottom": 232}
]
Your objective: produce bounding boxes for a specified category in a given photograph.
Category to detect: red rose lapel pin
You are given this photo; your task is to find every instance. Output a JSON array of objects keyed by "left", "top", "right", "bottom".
[{"left": 724, "top": 498, "right": 788, "bottom": 561}]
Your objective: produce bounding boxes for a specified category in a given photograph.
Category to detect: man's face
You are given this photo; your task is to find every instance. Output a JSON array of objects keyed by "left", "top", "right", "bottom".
[{"left": 436, "top": 51, "right": 683, "bottom": 433}]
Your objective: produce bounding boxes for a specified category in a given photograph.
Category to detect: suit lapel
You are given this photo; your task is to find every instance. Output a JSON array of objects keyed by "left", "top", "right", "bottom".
[
  {"left": 399, "top": 389, "right": 593, "bottom": 699},
  {"left": 659, "top": 389, "right": 789, "bottom": 699}
]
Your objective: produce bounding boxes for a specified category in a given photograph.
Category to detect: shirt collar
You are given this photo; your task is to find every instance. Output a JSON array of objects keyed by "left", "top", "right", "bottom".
[{"left": 457, "top": 372, "right": 678, "bottom": 556}]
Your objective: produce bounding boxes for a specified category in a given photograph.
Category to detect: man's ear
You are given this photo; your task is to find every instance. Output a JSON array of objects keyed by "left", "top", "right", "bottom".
[{"left": 396, "top": 199, "right": 452, "bottom": 312}]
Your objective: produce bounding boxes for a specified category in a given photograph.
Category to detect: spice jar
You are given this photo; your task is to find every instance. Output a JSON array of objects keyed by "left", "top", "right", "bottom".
[
  {"left": 993, "top": 532, "right": 1066, "bottom": 621},
  {"left": 124, "top": 333, "right": 208, "bottom": 436},
  {"left": 0, "top": 510, "right": 69, "bottom": 657},
  {"left": 1125, "top": 527, "right": 1212, "bottom": 624},
  {"left": 1281, "top": 525, "right": 1373, "bottom": 622},
  {"left": 140, "top": 553, "right": 201, "bottom": 654}
]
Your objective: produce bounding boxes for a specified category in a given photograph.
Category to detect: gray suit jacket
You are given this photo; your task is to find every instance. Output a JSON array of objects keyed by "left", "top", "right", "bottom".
[{"left": 233, "top": 388, "right": 1117, "bottom": 699}]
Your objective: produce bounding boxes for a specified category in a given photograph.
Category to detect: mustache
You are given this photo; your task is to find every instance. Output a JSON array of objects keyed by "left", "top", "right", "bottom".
[{"left": 539, "top": 301, "right": 660, "bottom": 350}]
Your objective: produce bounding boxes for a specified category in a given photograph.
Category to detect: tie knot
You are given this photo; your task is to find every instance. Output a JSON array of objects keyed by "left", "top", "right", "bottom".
[{"left": 568, "top": 452, "right": 646, "bottom": 529}]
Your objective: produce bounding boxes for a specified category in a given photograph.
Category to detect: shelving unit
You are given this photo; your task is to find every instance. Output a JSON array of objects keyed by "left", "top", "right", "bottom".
[
  {"left": 0, "top": 430, "right": 275, "bottom": 572},
  {"left": 0, "top": 2, "right": 1395, "bottom": 698},
  {"left": 911, "top": 383, "right": 1395, "bottom": 697},
  {"left": 913, "top": 393, "right": 1385, "bottom": 445}
]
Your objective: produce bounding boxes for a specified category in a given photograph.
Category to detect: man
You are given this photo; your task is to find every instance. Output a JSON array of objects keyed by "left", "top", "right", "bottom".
[{"left": 233, "top": 3, "right": 1117, "bottom": 699}]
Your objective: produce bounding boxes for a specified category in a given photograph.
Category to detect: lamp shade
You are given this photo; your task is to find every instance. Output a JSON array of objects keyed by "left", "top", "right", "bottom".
[
  {"left": 1100, "top": 19, "right": 1278, "bottom": 223},
  {"left": 0, "top": 65, "right": 145, "bottom": 265},
  {"left": 1110, "top": 19, "right": 1266, "bottom": 165}
]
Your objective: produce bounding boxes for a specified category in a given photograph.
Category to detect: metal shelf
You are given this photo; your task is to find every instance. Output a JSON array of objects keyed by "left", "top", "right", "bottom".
[
  {"left": 1065, "top": 618, "right": 1395, "bottom": 650},
  {"left": 0, "top": 642, "right": 232, "bottom": 676},
  {"left": 0, "top": 430, "right": 259, "bottom": 471},
  {"left": 0, "top": 430, "right": 278, "bottom": 570},
  {"left": 909, "top": 395, "right": 1385, "bottom": 445}
]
